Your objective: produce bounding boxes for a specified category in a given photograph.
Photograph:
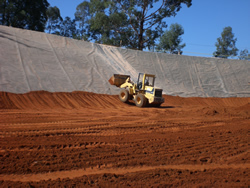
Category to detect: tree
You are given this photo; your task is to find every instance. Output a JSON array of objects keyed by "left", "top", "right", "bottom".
[
  {"left": 0, "top": 0, "right": 49, "bottom": 31},
  {"left": 239, "top": 49, "right": 250, "bottom": 61},
  {"left": 46, "top": 6, "right": 62, "bottom": 34},
  {"left": 213, "top": 26, "right": 238, "bottom": 58},
  {"left": 75, "top": 0, "right": 192, "bottom": 50},
  {"left": 156, "top": 23, "right": 185, "bottom": 54},
  {"left": 0, "top": 0, "right": 8, "bottom": 25},
  {"left": 117, "top": 0, "right": 192, "bottom": 50},
  {"left": 75, "top": 1, "right": 90, "bottom": 40},
  {"left": 1, "top": 0, "right": 19, "bottom": 27},
  {"left": 58, "top": 16, "right": 78, "bottom": 38}
]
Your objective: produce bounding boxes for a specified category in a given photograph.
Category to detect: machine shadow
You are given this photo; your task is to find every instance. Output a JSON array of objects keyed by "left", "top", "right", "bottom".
[
  {"left": 125, "top": 101, "right": 175, "bottom": 109},
  {"left": 157, "top": 106, "right": 175, "bottom": 109}
]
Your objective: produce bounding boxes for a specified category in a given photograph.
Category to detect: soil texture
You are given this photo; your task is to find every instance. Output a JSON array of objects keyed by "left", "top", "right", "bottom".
[{"left": 0, "top": 91, "right": 249, "bottom": 187}]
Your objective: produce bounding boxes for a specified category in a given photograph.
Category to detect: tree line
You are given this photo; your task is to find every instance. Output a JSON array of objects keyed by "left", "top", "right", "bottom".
[{"left": 0, "top": 0, "right": 249, "bottom": 60}]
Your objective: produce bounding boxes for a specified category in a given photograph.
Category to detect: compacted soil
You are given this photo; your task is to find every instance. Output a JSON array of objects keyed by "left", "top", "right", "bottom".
[{"left": 0, "top": 91, "right": 249, "bottom": 187}]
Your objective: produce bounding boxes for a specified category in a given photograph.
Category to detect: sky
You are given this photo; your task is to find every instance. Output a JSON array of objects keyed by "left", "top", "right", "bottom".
[{"left": 47, "top": 0, "right": 250, "bottom": 58}]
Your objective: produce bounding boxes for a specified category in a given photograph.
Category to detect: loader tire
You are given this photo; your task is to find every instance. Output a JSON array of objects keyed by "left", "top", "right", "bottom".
[
  {"left": 119, "top": 89, "right": 129, "bottom": 103},
  {"left": 135, "top": 94, "right": 146, "bottom": 107}
]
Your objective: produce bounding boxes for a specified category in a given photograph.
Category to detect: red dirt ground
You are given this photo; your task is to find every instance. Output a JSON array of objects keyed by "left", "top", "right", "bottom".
[{"left": 0, "top": 91, "right": 249, "bottom": 187}]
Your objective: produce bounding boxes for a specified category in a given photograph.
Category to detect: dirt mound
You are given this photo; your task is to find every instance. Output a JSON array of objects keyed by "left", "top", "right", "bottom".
[
  {"left": 0, "top": 91, "right": 120, "bottom": 110},
  {"left": 0, "top": 91, "right": 249, "bottom": 187},
  {"left": 164, "top": 95, "right": 250, "bottom": 107},
  {"left": 1, "top": 91, "right": 249, "bottom": 110}
]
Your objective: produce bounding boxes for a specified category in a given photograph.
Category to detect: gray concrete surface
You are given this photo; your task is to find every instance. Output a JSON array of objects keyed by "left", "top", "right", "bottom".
[{"left": 0, "top": 25, "right": 249, "bottom": 97}]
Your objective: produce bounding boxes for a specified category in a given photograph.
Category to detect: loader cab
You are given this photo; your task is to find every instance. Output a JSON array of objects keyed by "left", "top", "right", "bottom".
[{"left": 137, "top": 73, "right": 155, "bottom": 90}]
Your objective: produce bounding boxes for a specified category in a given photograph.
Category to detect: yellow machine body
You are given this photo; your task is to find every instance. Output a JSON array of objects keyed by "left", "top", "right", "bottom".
[{"left": 109, "top": 73, "right": 164, "bottom": 107}]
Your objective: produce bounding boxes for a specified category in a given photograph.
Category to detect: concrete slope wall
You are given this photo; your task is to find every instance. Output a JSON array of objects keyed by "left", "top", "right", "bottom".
[{"left": 0, "top": 26, "right": 249, "bottom": 97}]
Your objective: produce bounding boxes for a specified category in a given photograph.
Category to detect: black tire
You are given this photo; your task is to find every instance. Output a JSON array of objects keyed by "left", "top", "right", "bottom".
[
  {"left": 145, "top": 98, "right": 149, "bottom": 107},
  {"left": 135, "top": 94, "right": 146, "bottom": 107},
  {"left": 119, "top": 89, "right": 129, "bottom": 103}
]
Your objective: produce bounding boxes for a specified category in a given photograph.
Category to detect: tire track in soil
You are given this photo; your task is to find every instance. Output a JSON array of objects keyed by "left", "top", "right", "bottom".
[
  {"left": 0, "top": 91, "right": 249, "bottom": 186},
  {"left": 0, "top": 164, "right": 249, "bottom": 182},
  {"left": 0, "top": 121, "right": 160, "bottom": 138}
]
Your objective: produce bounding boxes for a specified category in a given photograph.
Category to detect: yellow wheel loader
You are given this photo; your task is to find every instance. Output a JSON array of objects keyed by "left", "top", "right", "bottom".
[{"left": 109, "top": 73, "right": 164, "bottom": 107}]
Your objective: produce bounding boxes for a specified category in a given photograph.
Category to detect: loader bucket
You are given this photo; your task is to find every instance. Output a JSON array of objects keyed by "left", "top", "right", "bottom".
[{"left": 109, "top": 74, "right": 130, "bottom": 87}]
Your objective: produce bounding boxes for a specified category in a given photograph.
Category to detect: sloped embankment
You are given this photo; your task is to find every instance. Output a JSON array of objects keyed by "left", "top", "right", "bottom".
[{"left": 0, "top": 25, "right": 249, "bottom": 97}]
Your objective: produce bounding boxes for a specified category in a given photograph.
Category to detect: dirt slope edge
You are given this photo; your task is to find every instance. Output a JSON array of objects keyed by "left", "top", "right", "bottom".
[{"left": 1, "top": 91, "right": 250, "bottom": 110}]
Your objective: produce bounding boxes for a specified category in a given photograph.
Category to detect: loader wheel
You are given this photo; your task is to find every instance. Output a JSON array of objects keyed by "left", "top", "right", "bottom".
[
  {"left": 119, "top": 89, "right": 129, "bottom": 103},
  {"left": 135, "top": 94, "right": 146, "bottom": 107}
]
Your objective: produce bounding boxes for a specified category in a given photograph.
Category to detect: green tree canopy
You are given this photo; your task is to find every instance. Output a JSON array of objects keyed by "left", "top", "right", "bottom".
[
  {"left": 0, "top": 0, "right": 49, "bottom": 31},
  {"left": 75, "top": 1, "right": 90, "bottom": 40},
  {"left": 156, "top": 23, "right": 185, "bottom": 54},
  {"left": 239, "top": 49, "right": 250, "bottom": 61},
  {"left": 46, "top": 6, "right": 62, "bottom": 34},
  {"left": 57, "top": 16, "right": 78, "bottom": 38},
  {"left": 213, "top": 26, "right": 238, "bottom": 58},
  {"left": 74, "top": 0, "right": 192, "bottom": 50}
]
